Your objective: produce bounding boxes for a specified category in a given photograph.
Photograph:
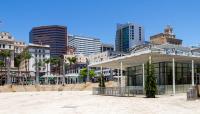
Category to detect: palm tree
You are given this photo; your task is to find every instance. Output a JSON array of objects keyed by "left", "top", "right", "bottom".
[
  {"left": 50, "top": 57, "right": 61, "bottom": 84},
  {"left": 0, "top": 60, "right": 4, "bottom": 85},
  {"left": 14, "top": 54, "right": 22, "bottom": 84},
  {"left": 0, "top": 50, "right": 11, "bottom": 84},
  {"left": 50, "top": 57, "right": 60, "bottom": 75},
  {"left": 44, "top": 58, "right": 50, "bottom": 75},
  {"left": 0, "top": 50, "right": 11, "bottom": 65},
  {"left": 23, "top": 51, "right": 32, "bottom": 84},
  {"left": 33, "top": 59, "right": 45, "bottom": 84},
  {"left": 67, "top": 57, "right": 77, "bottom": 66},
  {"left": 44, "top": 58, "right": 51, "bottom": 84},
  {"left": 72, "top": 57, "right": 77, "bottom": 64},
  {"left": 66, "top": 57, "right": 77, "bottom": 84}
]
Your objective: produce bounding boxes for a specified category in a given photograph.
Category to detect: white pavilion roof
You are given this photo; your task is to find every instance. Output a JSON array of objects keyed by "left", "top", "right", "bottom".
[{"left": 89, "top": 46, "right": 200, "bottom": 69}]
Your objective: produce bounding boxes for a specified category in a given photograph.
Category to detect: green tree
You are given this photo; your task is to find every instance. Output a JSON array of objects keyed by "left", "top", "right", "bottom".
[
  {"left": 98, "top": 73, "right": 105, "bottom": 87},
  {"left": 44, "top": 58, "right": 51, "bottom": 75},
  {"left": 71, "top": 57, "right": 77, "bottom": 64},
  {"left": 80, "top": 68, "right": 87, "bottom": 83},
  {"left": 0, "top": 50, "right": 11, "bottom": 66},
  {"left": 23, "top": 51, "right": 32, "bottom": 84},
  {"left": 33, "top": 59, "right": 45, "bottom": 84},
  {"left": 14, "top": 54, "right": 22, "bottom": 84},
  {"left": 80, "top": 68, "right": 96, "bottom": 83},
  {"left": 50, "top": 57, "right": 60, "bottom": 75},
  {"left": 0, "top": 50, "right": 11, "bottom": 84},
  {"left": 0, "top": 60, "right": 4, "bottom": 85},
  {"left": 145, "top": 61, "right": 157, "bottom": 98},
  {"left": 89, "top": 69, "right": 96, "bottom": 79},
  {"left": 66, "top": 57, "right": 77, "bottom": 83},
  {"left": 67, "top": 57, "right": 77, "bottom": 66}
]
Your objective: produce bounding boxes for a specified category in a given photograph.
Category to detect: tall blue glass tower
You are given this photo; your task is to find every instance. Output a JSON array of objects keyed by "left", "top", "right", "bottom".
[{"left": 115, "top": 23, "right": 145, "bottom": 52}]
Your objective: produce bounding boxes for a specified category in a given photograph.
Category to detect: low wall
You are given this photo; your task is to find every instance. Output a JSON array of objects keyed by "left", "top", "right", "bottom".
[
  {"left": 163, "top": 84, "right": 192, "bottom": 94},
  {"left": 0, "top": 81, "right": 118, "bottom": 92}
]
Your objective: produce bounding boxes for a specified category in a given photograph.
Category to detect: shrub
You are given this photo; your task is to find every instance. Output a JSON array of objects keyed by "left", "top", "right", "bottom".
[{"left": 145, "top": 61, "right": 157, "bottom": 98}]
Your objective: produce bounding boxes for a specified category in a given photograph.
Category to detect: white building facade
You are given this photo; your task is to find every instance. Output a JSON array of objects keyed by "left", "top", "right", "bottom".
[
  {"left": 89, "top": 51, "right": 125, "bottom": 80},
  {"left": 0, "top": 32, "right": 15, "bottom": 67},
  {"left": 20, "top": 43, "right": 50, "bottom": 83},
  {"left": 14, "top": 41, "right": 26, "bottom": 55},
  {"left": 68, "top": 35, "right": 101, "bottom": 56}
]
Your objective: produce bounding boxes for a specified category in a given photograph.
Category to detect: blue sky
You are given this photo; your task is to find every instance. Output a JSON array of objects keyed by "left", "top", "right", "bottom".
[{"left": 0, "top": 0, "right": 200, "bottom": 46}]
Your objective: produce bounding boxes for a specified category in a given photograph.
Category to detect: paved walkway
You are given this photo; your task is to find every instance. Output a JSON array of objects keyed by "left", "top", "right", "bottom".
[{"left": 0, "top": 91, "right": 199, "bottom": 114}]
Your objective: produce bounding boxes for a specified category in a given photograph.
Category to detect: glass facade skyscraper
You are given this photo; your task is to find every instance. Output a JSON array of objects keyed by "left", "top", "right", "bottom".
[
  {"left": 115, "top": 23, "right": 144, "bottom": 52},
  {"left": 29, "top": 25, "right": 68, "bottom": 57}
]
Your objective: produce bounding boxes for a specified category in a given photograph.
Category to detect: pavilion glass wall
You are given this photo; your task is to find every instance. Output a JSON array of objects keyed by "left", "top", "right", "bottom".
[{"left": 127, "top": 62, "right": 200, "bottom": 93}]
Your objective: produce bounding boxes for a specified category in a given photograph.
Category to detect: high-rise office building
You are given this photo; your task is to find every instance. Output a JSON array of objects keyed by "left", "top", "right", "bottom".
[
  {"left": 29, "top": 25, "right": 68, "bottom": 57},
  {"left": 115, "top": 23, "right": 144, "bottom": 52},
  {"left": 101, "top": 43, "right": 114, "bottom": 52},
  {"left": 68, "top": 35, "right": 101, "bottom": 56}
]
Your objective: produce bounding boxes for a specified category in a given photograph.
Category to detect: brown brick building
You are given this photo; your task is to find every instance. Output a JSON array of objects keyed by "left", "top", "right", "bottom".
[{"left": 150, "top": 26, "right": 182, "bottom": 45}]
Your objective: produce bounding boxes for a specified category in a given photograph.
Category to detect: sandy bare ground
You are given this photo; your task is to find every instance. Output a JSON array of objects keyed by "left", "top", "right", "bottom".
[{"left": 0, "top": 91, "right": 199, "bottom": 114}]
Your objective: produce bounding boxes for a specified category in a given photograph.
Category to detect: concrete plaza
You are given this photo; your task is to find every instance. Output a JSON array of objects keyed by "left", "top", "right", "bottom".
[{"left": 0, "top": 91, "right": 199, "bottom": 114}]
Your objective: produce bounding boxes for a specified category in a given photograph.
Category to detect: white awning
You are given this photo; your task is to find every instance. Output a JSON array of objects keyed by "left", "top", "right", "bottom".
[
  {"left": 65, "top": 73, "right": 79, "bottom": 77},
  {"left": 42, "top": 74, "right": 63, "bottom": 78},
  {"left": 89, "top": 52, "right": 200, "bottom": 69}
]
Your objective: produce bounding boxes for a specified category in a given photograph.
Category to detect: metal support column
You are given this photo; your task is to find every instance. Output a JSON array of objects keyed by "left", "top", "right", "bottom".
[
  {"left": 62, "top": 59, "right": 65, "bottom": 85},
  {"left": 142, "top": 63, "right": 145, "bottom": 92},
  {"left": 149, "top": 56, "right": 152, "bottom": 64},
  {"left": 120, "top": 61, "right": 123, "bottom": 87},
  {"left": 192, "top": 60, "right": 194, "bottom": 86},
  {"left": 101, "top": 66, "right": 103, "bottom": 74},
  {"left": 172, "top": 58, "right": 176, "bottom": 95},
  {"left": 118, "top": 68, "right": 120, "bottom": 87}
]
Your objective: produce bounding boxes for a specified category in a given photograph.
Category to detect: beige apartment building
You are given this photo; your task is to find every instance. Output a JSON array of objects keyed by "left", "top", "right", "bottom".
[{"left": 14, "top": 41, "right": 26, "bottom": 55}]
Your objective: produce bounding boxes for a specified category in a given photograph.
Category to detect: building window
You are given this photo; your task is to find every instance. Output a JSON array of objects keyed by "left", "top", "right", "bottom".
[
  {"left": 131, "top": 26, "right": 134, "bottom": 29},
  {"left": 139, "top": 27, "right": 142, "bottom": 41},
  {"left": 9, "top": 45, "right": 11, "bottom": 49},
  {"left": 3, "top": 44, "right": 5, "bottom": 48}
]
